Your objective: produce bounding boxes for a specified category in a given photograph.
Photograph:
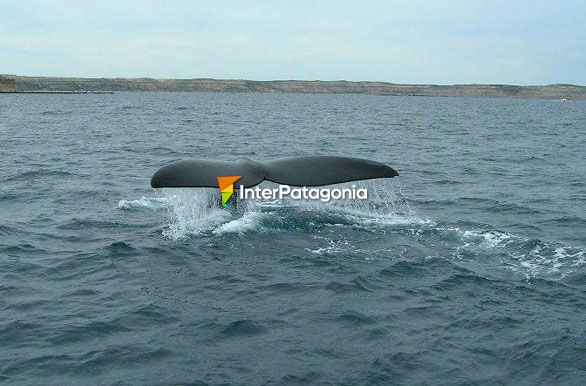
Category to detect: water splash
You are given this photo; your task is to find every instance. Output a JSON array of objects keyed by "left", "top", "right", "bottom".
[
  {"left": 120, "top": 180, "right": 426, "bottom": 239},
  {"left": 256, "top": 179, "right": 429, "bottom": 227},
  {"left": 160, "top": 188, "right": 232, "bottom": 239}
]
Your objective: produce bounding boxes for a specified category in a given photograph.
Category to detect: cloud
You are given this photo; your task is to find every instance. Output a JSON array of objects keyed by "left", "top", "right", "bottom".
[{"left": 1, "top": 0, "right": 584, "bottom": 84}]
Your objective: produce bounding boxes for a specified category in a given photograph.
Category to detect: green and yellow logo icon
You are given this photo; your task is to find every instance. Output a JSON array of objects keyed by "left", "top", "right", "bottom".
[{"left": 217, "top": 176, "right": 241, "bottom": 208}]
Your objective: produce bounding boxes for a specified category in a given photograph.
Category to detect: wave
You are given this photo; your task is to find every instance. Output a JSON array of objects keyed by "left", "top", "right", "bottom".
[{"left": 6, "top": 169, "right": 77, "bottom": 182}]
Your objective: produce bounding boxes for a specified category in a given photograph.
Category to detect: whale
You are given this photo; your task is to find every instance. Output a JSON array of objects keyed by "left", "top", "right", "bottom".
[{"left": 151, "top": 156, "right": 399, "bottom": 188}]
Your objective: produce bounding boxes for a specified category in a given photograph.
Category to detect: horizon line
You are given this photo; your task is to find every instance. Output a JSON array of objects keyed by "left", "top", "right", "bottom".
[{"left": 1, "top": 74, "right": 585, "bottom": 88}]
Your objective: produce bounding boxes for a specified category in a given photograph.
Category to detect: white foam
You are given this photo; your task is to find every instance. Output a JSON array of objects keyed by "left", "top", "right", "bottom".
[
  {"left": 306, "top": 238, "right": 350, "bottom": 256},
  {"left": 461, "top": 229, "right": 519, "bottom": 249},
  {"left": 441, "top": 226, "right": 586, "bottom": 280},
  {"left": 158, "top": 189, "right": 228, "bottom": 239},
  {"left": 212, "top": 212, "right": 265, "bottom": 235},
  {"left": 117, "top": 196, "right": 168, "bottom": 210},
  {"left": 438, "top": 226, "right": 521, "bottom": 248},
  {"left": 159, "top": 189, "right": 265, "bottom": 239},
  {"left": 510, "top": 245, "right": 586, "bottom": 279}
]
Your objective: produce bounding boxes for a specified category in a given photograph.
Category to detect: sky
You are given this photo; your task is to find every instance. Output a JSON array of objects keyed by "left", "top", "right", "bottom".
[{"left": 1, "top": 0, "right": 585, "bottom": 85}]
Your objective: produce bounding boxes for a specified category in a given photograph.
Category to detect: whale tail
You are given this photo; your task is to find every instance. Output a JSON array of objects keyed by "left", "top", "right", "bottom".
[{"left": 151, "top": 156, "right": 399, "bottom": 188}]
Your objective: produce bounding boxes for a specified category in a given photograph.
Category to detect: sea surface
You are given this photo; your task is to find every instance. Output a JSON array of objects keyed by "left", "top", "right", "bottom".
[{"left": 1, "top": 92, "right": 585, "bottom": 385}]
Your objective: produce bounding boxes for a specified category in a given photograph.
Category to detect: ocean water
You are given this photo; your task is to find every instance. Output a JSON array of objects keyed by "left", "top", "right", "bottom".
[{"left": 1, "top": 92, "right": 585, "bottom": 385}]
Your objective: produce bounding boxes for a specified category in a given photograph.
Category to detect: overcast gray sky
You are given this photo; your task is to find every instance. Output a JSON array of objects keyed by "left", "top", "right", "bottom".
[{"left": 1, "top": 0, "right": 584, "bottom": 84}]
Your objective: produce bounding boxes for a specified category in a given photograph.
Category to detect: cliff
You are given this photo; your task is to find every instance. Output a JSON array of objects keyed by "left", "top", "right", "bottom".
[
  {"left": 6, "top": 75, "right": 586, "bottom": 99},
  {"left": 0, "top": 75, "right": 17, "bottom": 92}
]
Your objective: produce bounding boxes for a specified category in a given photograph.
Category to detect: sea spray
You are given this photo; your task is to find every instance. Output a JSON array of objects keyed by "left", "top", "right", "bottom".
[
  {"left": 160, "top": 188, "right": 263, "bottom": 239},
  {"left": 161, "top": 188, "right": 230, "bottom": 239}
]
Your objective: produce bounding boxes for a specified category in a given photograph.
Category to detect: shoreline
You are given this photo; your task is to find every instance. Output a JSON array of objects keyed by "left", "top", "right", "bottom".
[
  {"left": 0, "top": 90, "right": 114, "bottom": 94},
  {"left": 1, "top": 75, "right": 585, "bottom": 99}
]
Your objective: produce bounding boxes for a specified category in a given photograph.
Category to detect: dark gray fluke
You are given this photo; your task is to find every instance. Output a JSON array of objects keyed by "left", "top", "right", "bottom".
[{"left": 151, "top": 156, "right": 399, "bottom": 188}]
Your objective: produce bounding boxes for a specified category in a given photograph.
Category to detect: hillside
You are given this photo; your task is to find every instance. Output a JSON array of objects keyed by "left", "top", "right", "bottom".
[{"left": 4, "top": 75, "right": 586, "bottom": 99}]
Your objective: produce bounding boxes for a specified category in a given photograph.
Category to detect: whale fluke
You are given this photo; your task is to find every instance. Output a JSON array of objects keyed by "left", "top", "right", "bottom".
[{"left": 151, "top": 156, "right": 399, "bottom": 188}]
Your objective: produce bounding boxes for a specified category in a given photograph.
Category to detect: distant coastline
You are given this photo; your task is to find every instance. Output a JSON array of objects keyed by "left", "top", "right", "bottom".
[{"left": 1, "top": 75, "right": 585, "bottom": 99}]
